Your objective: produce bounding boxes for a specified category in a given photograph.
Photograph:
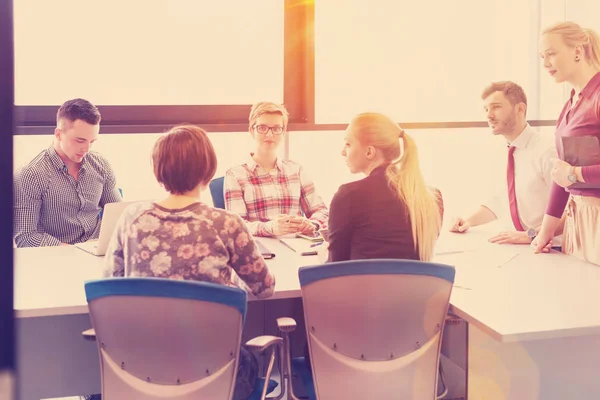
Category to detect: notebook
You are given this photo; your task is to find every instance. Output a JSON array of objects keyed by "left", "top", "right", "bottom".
[
  {"left": 561, "top": 135, "right": 600, "bottom": 189},
  {"left": 256, "top": 240, "right": 276, "bottom": 259}
]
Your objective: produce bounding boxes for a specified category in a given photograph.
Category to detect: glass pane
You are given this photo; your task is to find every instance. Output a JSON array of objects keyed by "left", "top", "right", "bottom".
[
  {"left": 315, "top": 0, "right": 536, "bottom": 123},
  {"left": 539, "top": 0, "right": 569, "bottom": 119},
  {"left": 538, "top": 0, "right": 600, "bottom": 119},
  {"left": 290, "top": 127, "right": 550, "bottom": 227},
  {"left": 14, "top": 0, "right": 283, "bottom": 105},
  {"left": 14, "top": 132, "right": 254, "bottom": 204}
]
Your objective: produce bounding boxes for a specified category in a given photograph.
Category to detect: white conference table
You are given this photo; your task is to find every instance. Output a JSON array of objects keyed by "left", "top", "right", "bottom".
[
  {"left": 14, "top": 238, "right": 316, "bottom": 400},
  {"left": 14, "top": 226, "right": 600, "bottom": 399}
]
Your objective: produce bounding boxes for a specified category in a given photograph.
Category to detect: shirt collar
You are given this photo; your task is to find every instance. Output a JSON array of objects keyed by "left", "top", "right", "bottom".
[
  {"left": 508, "top": 124, "right": 534, "bottom": 149},
  {"left": 246, "top": 153, "right": 283, "bottom": 172},
  {"left": 46, "top": 146, "right": 68, "bottom": 171},
  {"left": 577, "top": 71, "right": 600, "bottom": 99},
  {"left": 46, "top": 145, "right": 88, "bottom": 172},
  {"left": 370, "top": 164, "right": 389, "bottom": 175}
]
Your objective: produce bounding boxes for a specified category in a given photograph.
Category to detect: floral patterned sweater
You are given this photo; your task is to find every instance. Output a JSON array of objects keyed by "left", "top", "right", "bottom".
[{"left": 104, "top": 201, "right": 275, "bottom": 299}]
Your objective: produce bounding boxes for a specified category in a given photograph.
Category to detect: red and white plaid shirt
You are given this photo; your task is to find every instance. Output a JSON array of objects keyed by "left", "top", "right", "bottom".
[{"left": 224, "top": 155, "right": 329, "bottom": 237}]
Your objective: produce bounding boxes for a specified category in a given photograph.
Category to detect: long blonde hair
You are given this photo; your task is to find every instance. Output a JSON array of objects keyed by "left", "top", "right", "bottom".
[
  {"left": 543, "top": 21, "right": 600, "bottom": 70},
  {"left": 350, "top": 113, "right": 441, "bottom": 261}
]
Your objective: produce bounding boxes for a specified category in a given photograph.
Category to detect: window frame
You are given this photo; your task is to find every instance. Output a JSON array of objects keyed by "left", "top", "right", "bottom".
[{"left": 14, "top": 0, "right": 559, "bottom": 135}]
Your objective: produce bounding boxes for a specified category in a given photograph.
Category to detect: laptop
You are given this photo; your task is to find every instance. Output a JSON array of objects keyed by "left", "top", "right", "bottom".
[{"left": 75, "top": 201, "right": 142, "bottom": 256}]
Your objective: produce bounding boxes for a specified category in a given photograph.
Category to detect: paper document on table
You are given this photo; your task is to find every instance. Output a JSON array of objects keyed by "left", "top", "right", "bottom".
[
  {"left": 450, "top": 244, "right": 523, "bottom": 269},
  {"left": 452, "top": 263, "right": 504, "bottom": 290},
  {"left": 435, "top": 232, "right": 479, "bottom": 255}
]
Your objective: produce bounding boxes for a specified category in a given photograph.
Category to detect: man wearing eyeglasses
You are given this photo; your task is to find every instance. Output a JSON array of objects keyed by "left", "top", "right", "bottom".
[{"left": 224, "top": 102, "right": 329, "bottom": 237}]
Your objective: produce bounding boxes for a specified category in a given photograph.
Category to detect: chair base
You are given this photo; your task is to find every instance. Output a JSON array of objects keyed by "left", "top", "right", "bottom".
[
  {"left": 291, "top": 358, "right": 316, "bottom": 400},
  {"left": 248, "top": 378, "right": 278, "bottom": 400}
]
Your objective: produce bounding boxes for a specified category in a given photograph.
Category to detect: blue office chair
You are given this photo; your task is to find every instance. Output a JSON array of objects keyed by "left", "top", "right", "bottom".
[
  {"left": 83, "top": 278, "right": 280, "bottom": 400},
  {"left": 210, "top": 177, "right": 226, "bottom": 209},
  {"left": 277, "top": 259, "right": 455, "bottom": 400}
]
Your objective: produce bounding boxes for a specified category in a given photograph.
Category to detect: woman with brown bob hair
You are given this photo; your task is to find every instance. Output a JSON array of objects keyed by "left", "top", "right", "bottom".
[{"left": 105, "top": 124, "right": 275, "bottom": 399}]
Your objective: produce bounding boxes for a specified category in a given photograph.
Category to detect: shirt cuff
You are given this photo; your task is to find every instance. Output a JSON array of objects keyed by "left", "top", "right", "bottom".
[{"left": 257, "top": 220, "right": 276, "bottom": 237}]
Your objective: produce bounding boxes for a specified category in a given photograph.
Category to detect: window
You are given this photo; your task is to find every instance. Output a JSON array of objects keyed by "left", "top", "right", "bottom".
[
  {"left": 14, "top": 0, "right": 284, "bottom": 105},
  {"left": 539, "top": 0, "right": 569, "bottom": 119},
  {"left": 315, "top": 0, "right": 535, "bottom": 123},
  {"left": 13, "top": 132, "right": 255, "bottom": 202},
  {"left": 289, "top": 127, "right": 504, "bottom": 216}
]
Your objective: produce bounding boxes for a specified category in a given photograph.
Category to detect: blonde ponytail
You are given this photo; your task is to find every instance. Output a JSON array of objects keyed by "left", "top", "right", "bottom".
[
  {"left": 544, "top": 22, "right": 600, "bottom": 70},
  {"left": 385, "top": 133, "right": 441, "bottom": 261},
  {"left": 584, "top": 28, "right": 600, "bottom": 71}
]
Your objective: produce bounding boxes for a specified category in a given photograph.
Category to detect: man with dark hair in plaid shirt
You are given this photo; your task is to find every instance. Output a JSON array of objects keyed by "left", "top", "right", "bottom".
[{"left": 13, "top": 98, "right": 122, "bottom": 248}]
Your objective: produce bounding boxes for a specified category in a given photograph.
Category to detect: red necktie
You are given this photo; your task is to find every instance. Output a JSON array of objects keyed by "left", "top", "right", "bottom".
[{"left": 507, "top": 146, "right": 525, "bottom": 231}]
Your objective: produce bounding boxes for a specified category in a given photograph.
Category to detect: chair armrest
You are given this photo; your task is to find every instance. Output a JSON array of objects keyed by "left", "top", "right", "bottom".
[
  {"left": 82, "top": 328, "right": 96, "bottom": 341},
  {"left": 246, "top": 335, "right": 283, "bottom": 353},
  {"left": 276, "top": 317, "right": 297, "bottom": 333}
]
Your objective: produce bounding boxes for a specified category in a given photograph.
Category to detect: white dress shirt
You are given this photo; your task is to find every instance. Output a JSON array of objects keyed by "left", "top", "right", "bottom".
[{"left": 483, "top": 124, "right": 562, "bottom": 244}]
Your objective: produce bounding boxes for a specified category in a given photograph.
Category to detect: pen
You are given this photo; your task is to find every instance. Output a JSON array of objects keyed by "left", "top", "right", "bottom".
[
  {"left": 453, "top": 285, "right": 472, "bottom": 291},
  {"left": 436, "top": 250, "right": 464, "bottom": 255},
  {"left": 278, "top": 238, "right": 297, "bottom": 253}
]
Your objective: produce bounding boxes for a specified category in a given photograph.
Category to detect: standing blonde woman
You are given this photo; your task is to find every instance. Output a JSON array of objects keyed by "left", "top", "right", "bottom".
[
  {"left": 533, "top": 22, "right": 600, "bottom": 265},
  {"left": 327, "top": 112, "right": 443, "bottom": 262}
]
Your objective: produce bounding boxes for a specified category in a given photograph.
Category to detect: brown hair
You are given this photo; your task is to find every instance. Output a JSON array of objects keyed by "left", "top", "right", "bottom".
[
  {"left": 152, "top": 125, "right": 217, "bottom": 194},
  {"left": 481, "top": 81, "right": 528, "bottom": 116},
  {"left": 56, "top": 98, "right": 101, "bottom": 126},
  {"left": 248, "top": 102, "right": 289, "bottom": 130}
]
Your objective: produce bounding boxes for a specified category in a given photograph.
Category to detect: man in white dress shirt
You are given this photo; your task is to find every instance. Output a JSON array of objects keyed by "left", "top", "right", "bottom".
[{"left": 450, "top": 81, "right": 562, "bottom": 246}]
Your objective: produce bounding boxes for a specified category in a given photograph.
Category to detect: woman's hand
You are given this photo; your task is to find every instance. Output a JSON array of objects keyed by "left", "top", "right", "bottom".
[
  {"left": 297, "top": 218, "right": 317, "bottom": 235},
  {"left": 531, "top": 231, "right": 553, "bottom": 253},
  {"left": 272, "top": 215, "right": 303, "bottom": 236},
  {"left": 551, "top": 159, "right": 574, "bottom": 188}
]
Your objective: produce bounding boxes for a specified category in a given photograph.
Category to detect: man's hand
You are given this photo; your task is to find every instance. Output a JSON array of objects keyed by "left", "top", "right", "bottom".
[
  {"left": 449, "top": 217, "right": 470, "bottom": 233},
  {"left": 488, "top": 231, "right": 531, "bottom": 245}
]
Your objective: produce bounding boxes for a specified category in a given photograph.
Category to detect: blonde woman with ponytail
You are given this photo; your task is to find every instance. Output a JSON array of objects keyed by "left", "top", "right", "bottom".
[
  {"left": 327, "top": 112, "right": 443, "bottom": 262},
  {"left": 533, "top": 22, "right": 600, "bottom": 265},
  {"left": 307, "top": 112, "right": 444, "bottom": 374}
]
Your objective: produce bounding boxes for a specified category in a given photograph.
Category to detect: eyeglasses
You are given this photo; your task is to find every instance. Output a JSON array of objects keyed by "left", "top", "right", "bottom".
[{"left": 253, "top": 124, "right": 285, "bottom": 135}]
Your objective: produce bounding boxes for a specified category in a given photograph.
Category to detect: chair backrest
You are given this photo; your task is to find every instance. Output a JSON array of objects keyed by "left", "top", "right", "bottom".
[
  {"left": 209, "top": 177, "right": 225, "bottom": 209},
  {"left": 299, "top": 259, "right": 455, "bottom": 400},
  {"left": 85, "top": 278, "right": 247, "bottom": 399}
]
